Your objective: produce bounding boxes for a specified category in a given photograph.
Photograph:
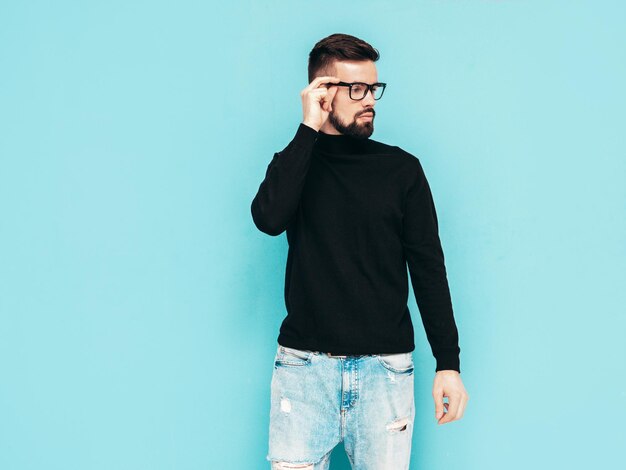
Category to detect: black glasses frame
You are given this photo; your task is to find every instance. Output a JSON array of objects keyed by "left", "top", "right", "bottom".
[{"left": 332, "top": 81, "right": 387, "bottom": 101}]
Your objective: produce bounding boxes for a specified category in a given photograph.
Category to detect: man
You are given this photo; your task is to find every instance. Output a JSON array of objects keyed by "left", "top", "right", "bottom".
[{"left": 251, "top": 33, "right": 469, "bottom": 470}]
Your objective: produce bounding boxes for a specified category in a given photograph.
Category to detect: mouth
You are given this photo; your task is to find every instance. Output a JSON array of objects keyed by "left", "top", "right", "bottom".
[{"left": 359, "top": 113, "right": 374, "bottom": 118}]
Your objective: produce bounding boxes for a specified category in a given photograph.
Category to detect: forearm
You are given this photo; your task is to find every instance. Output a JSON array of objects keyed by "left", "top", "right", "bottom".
[{"left": 406, "top": 243, "right": 461, "bottom": 372}]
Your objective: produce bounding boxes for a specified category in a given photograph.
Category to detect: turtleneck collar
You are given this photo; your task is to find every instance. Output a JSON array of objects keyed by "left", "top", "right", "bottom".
[{"left": 315, "top": 130, "right": 372, "bottom": 155}]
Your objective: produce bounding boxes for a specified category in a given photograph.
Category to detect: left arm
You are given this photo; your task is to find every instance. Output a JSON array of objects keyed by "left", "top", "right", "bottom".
[
  {"left": 401, "top": 158, "right": 469, "bottom": 424},
  {"left": 402, "top": 158, "right": 460, "bottom": 373}
]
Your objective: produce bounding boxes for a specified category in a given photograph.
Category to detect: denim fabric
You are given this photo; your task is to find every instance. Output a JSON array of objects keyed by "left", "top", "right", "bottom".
[{"left": 267, "top": 344, "right": 415, "bottom": 469}]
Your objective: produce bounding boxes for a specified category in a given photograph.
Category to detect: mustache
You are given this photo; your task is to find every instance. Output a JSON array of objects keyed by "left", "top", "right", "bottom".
[{"left": 358, "top": 109, "right": 375, "bottom": 117}]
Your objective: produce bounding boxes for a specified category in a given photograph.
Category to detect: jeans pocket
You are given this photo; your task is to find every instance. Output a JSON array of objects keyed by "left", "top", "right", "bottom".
[
  {"left": 275, "top": 345, "right": 314, "bottom": 367},
  {"left": 377, "top": 352, "right": 414, "bottom": 374}
]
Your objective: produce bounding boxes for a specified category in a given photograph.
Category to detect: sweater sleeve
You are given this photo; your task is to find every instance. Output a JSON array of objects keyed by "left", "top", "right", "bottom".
[
  {"left": 402, "top": 159, "right": 461, "bottom": 373},
  {"left": 251, "top": 123, "right": 319, "bottom": 236}
]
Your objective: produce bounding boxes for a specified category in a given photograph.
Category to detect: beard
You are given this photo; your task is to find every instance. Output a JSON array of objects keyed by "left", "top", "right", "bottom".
[{"left": 328, "top": 110, "right": 374, "bottom": 139}]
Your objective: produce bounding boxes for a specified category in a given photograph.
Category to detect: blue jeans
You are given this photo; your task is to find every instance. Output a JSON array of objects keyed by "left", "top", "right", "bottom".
[{"left": 267, "top": 344, "right": 416, "bottom": 469}]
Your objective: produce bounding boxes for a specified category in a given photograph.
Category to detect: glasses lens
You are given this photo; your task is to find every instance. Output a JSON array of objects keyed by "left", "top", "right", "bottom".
[
  {"left": 373, "top": 84, "right": 385, "bottom": 100},
  {"left": 350, "top": 83, "right": 367, "bottom": 100},
  {"left": 350, "top": 83, "right": 385, "bottom": 100}
]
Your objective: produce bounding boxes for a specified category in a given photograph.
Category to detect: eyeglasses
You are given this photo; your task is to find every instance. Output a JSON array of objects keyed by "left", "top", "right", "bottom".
[{"left": 332, "top": 81, "right": 387, "bottom": 101}]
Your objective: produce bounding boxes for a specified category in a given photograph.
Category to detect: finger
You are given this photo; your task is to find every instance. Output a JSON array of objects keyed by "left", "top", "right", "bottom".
[
  {"left": 433, "top": 390, "right": 445, "bottom": 421},
  {"left": 437, "top": 399, "right": 450, "bottom": 424},
  {"left": 310, "top": 88, "right": 329, "bottom": 103},
  {"left": 439, "top": 405, "right": 453, "bottom": 424},
  {"left": 306, "top": 76, "right": 341, "bottom": 90},
  {"left": 439, "top": 395, "right": 460, "bottom": 424},
  {"left": 437, "top": 407, "right": 450, "bottom": 424}
]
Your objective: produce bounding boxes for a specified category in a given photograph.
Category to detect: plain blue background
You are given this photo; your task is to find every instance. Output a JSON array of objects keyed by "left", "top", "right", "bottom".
[{"left": 1, "top": 1, "right": 624, "bottom": 468}]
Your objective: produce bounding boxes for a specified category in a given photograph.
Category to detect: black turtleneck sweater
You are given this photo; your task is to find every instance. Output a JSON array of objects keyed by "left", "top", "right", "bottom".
[{"left": 251, "top": 122, "right": 461, "bottom": 372}]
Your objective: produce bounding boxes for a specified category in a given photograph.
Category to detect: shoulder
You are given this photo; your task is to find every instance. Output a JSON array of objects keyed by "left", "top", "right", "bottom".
[
  {"left": 367, "top": 138, "right": 425, "bottom": 174},
  {"left": 367, "top": 137, "right": 417, "bottom": 160}
]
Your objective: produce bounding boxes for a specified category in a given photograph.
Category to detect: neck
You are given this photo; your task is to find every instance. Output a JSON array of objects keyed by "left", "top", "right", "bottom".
[{"left": 316, "top": 130, "right": 371, "bottom": 154}]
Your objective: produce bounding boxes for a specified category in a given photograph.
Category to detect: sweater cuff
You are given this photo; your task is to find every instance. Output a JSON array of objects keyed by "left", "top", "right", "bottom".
[
  {"left": 296, "top": 122, "right": 319, "bottom": 144},
  {"left": 435, "top": 353, "right": 460, "bottom": 373}
]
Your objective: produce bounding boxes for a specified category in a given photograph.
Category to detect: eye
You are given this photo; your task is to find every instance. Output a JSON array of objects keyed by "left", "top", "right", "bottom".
[{"left": 352, "top": 84, "right": 366, "bottom": 93}]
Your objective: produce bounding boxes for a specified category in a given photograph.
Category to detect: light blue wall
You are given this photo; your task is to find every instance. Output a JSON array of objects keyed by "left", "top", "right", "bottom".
[{"left": 1, "top": 1, "right": 624, "bottom": 468}]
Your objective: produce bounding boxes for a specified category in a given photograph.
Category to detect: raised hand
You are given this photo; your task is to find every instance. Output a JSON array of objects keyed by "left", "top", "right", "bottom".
[{"left": 300, "top": 76, "right": 341, "bottom": 132}]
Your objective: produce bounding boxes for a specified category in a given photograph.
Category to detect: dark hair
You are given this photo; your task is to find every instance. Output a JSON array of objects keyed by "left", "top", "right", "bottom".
[{"left": 308, "top": 33, "right": 380, "bottom": 83}]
